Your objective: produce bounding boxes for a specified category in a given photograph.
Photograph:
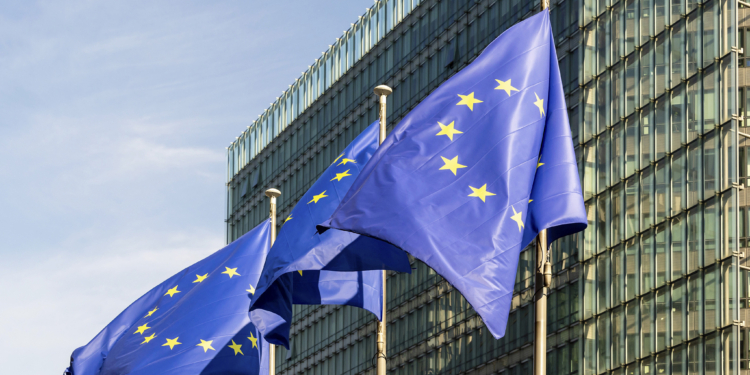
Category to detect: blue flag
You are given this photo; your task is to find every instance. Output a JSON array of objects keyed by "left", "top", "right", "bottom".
[
  {"left": 319, "top": 11, "right": 587, "bottom": 339},
  {"left": 249, "top": 121, "right": 412, "bottom": 347},
  {"left": 67, "top": 221, "right": 272, "bottom": 375}
]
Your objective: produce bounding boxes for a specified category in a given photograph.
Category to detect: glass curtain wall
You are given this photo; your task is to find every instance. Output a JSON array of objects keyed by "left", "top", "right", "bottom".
[
  {"left": 577, "top": 0, "right": 741, "bottom": 372},
  {"left": 225, "top": 0, "right": 743, "bottom": 373}
]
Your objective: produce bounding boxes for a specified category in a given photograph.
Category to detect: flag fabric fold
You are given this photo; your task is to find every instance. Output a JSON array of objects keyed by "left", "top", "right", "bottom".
[
  {"left": 249, "top": 121, "right": 412, "bottom": 348},
  {"left": 68, "top": 221, "right": 272, "bottom": 375},
  {"left": 318, "top": 11, "right": 586, "bottom": 339}
]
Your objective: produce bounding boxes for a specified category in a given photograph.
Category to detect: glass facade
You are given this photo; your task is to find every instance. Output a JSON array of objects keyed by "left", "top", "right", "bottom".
[{"left": 226, "top": 0, "right": 746, "bottom": 373}]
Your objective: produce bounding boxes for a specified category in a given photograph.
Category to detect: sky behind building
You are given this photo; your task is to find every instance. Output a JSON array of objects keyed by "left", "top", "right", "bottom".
[{"left": 0, "top": 1, "right": 373, "bottom": 373}]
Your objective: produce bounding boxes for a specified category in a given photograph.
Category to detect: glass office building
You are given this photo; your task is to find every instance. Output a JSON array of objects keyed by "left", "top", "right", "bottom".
[{"left": 226, "top": 0, "right": 746, "bottom": 373}]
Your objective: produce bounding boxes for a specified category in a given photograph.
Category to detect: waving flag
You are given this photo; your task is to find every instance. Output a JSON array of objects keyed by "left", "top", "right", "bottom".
[
  {"left": 319, "top": 11, "right": 586, "bottom": 339},
  {"left": 67, "top": 221, "right": 272, "bottom": 375},
  {"left": 250, "top": 121, "right": 411, "bottom": 347}
]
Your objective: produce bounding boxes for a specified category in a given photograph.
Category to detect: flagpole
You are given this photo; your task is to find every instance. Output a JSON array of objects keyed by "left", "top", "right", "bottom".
[
  {"left": 265, "top": 188, "right": 282, "bottom": 375},
  {"left": 533, "top": 3, "right": 550, "bottom": 375},
  {"left": 373, "top": 84, "right": 392, "bottom": 375}
]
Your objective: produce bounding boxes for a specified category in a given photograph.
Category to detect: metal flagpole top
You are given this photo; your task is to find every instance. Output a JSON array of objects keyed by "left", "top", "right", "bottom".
[
  {"left": 265, "top": 188, "right": 281, "bottom": 198},
  {"left": 374, "top": 85, "right": 392, "bottom": 97}
]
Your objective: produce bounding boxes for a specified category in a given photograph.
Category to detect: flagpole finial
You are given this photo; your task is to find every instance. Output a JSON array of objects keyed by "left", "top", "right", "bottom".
[
  {"left": 265, "top": 188, "right": 281, "bottom": 198},
  {"left": 374, "top": 85, "right": 392, "bottom": 146},
  {"left": 374, "top": 85, "right": 392, "bottom": 97}
]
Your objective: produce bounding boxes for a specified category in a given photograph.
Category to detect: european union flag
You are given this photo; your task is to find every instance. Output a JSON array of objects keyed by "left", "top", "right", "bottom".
[
  {"left": 67, "top": 222, "right": 273, "bottom": 375},
  {"left": 319, "top": 11, "right": 587, "bottom": 339},
  {"left": 249, "top": 121, "right": 411, "bottom": 347}
]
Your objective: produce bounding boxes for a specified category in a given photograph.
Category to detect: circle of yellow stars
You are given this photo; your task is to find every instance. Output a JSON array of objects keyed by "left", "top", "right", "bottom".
[
  {"left": 131, "top": 258, "right": 267, "bottom": 360},
  {"left": 439, "top": 78, "right": 547, "bottom": 233}
]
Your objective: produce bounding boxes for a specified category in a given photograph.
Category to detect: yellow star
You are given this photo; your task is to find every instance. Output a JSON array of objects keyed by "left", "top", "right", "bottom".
[
  {"left": 193, "top": 273, "right": 208, "bottom": 283},
  {"left": 456, "top": 92, "right": 483, "bottom": 111},
  {"left": 468, "top": 184, "right": 496, "bottom": 203},
  {"left": 533, "top": 93, "right": 545, "bottom": 117},
  {"left": 435, "top": 121, "right": 463, "bottom": 141},
  {"left": 134, "top": 323, "right": 151, "bottom": 335},
  {"left": 511, "top": 206, "right": 525, "bottom": 232},
  {"left": 439, "top": 156, "right": 467, "bottom": 176},
  {"left": 144, "top": 307, "right": 158, "bottom": 318},
  {"left": 228, "top": 340, "right": 243, "bottom": 356},
  {"left": 337, "top": 158, "right": 356, "bottom": 166},
  {"left": 162, "top": 337, "right": 181, "bottom": 350},
  {"left": 246, "top": 284, "right": 255, "bottom": 295},
  {"left": 537, "top": 155, "right": 544, "bottom": 168},
  {"left": 141, "top": 333, "right": 156, "bottom": 344},
  {"left": 298, "top": 270, "right": 303, "bottom": 276},
  {"left": 495, "top": 79, "right": 519, "bottom": 96},
  {"left": 308, "top": 191, "right": 328, "bottom": 204},
  {"left": 529, "top": 199, "right": 534, "bottom": 203},
  {"left": 285, "top": 215, "right": 293, "bottom": 222},
  {"left": 332, "top": 154, "right": 344, "bottom": 165},
  {"left": 248, "top": 332, "right": 258, "bottom": 348},
  {"left": 164, "top": 286, "right": 180, "bottom": 297},
  {"left": 222, "top": 267, "right": 240, "bottom": 278},
  {"left": 331, "top": 169, "right": 352, "bottom": 182},
  {"left": 196, "top": 339, "right": 215, "bottom": 352}
]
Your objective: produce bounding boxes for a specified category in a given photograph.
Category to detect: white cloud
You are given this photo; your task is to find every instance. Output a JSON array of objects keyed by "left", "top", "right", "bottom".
[
  {"left": 0, "top": 0, "right": 375, "bottom": 373},
  {"left": 0, "top": 228, "right": 224, "bottom": 370}
]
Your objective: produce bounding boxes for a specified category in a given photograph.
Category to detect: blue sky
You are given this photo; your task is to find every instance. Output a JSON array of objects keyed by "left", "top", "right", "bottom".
[{"left": 0, "top": 1, "right": 373, "bottom": 372}]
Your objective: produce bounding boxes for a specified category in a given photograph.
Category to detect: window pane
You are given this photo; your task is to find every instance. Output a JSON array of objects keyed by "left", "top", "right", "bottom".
[
  {"left": 704, "top": 65, "right": 718, "bottom": 131},
  {"left": 655, "top": 287, "right": 670, "bottom": 351},
  {"left": 703, "top": 1, "right": 717, "bottom": 67},
  {"left": 585, "top": 260, "right": 597, "bottom": 319},
  {"left": 598, "top": 254, "right": 611, "bottom": 312},
  {"left": 626, "top": 54, "right": 638, "bottom": 116},
  {"left": 612, "top": 184, "right": 623, "bottom": 245},
  {"left": 626, "top": 300, "right": 639, "bottom": 362},
  {"left": 597, "top": 194, "right": 609, "bottom": 252},
  {"left": 705, "top": 266, "right": 717, "bottom": 332},
  {"left": 686, "top": 206, "right": 702, "bottom": 273},
  {"left": 613, "top": 246, "right": 624, "bottom": 305},
  {"left": 642, "top": 230, "right": 654, "bottom": 292},
  {"left": 705, "top": 198, "right": 718, "bottom": 265},
  {"left": 640, "top": 107, "right": 653, "bottom": 171},
  {"left": 671, "top": 20, "right": 685, "bottom": 86},
  {"left": 655, "top": 160, "right": 669, "bottom": 224},
  {"left": 671, "top": 85, "right": 685, "bottom": 152},
  {"left": 673, "top": 150, "right": 685, "bottom": 214},
  {"left": 655, "top": 224, "right": 668, "bottom": 286},
  {"left": 640, "top": 43, "right": 652, "bottom": 104},
  {"left": 687, "top": 13, "right": 701, "bottom": 76},
  {"left": 654, "top": 34, "right": 668, "bottom": 95},
  {"left": 641, "top": 0, "right": 653, "bottom": 44},
  {"left": 672, "top": 215, "right": 684, "bottom": 279},
  {"left": 686, "top": 140, "right": 702, "bottom": 207},
  {"left": 641, "top": 293, "right": 653, "bottom": 354},
  {"left": 626, "top": 237, "right": 639, "bottom": 301},
  {"left": 673, "top": 280, "right": 686, "bottom": 345},
  {"left": 655, "top": 97, "right": 669, "bottom": 160},
  {"left": 626, "top": 177, "right": 639, "bottom": 239},
  {"left": 598, "top": 75, "right": 611, "bottom": 133},
  {"left": 613, "top": 307, "right": 627, "bottom": 370},
  {"left": 598, "top": 313, "right": 611, "bottom": 373},
  {"left": 585, "top": 199, "right": 597, "bottom": 260}
]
